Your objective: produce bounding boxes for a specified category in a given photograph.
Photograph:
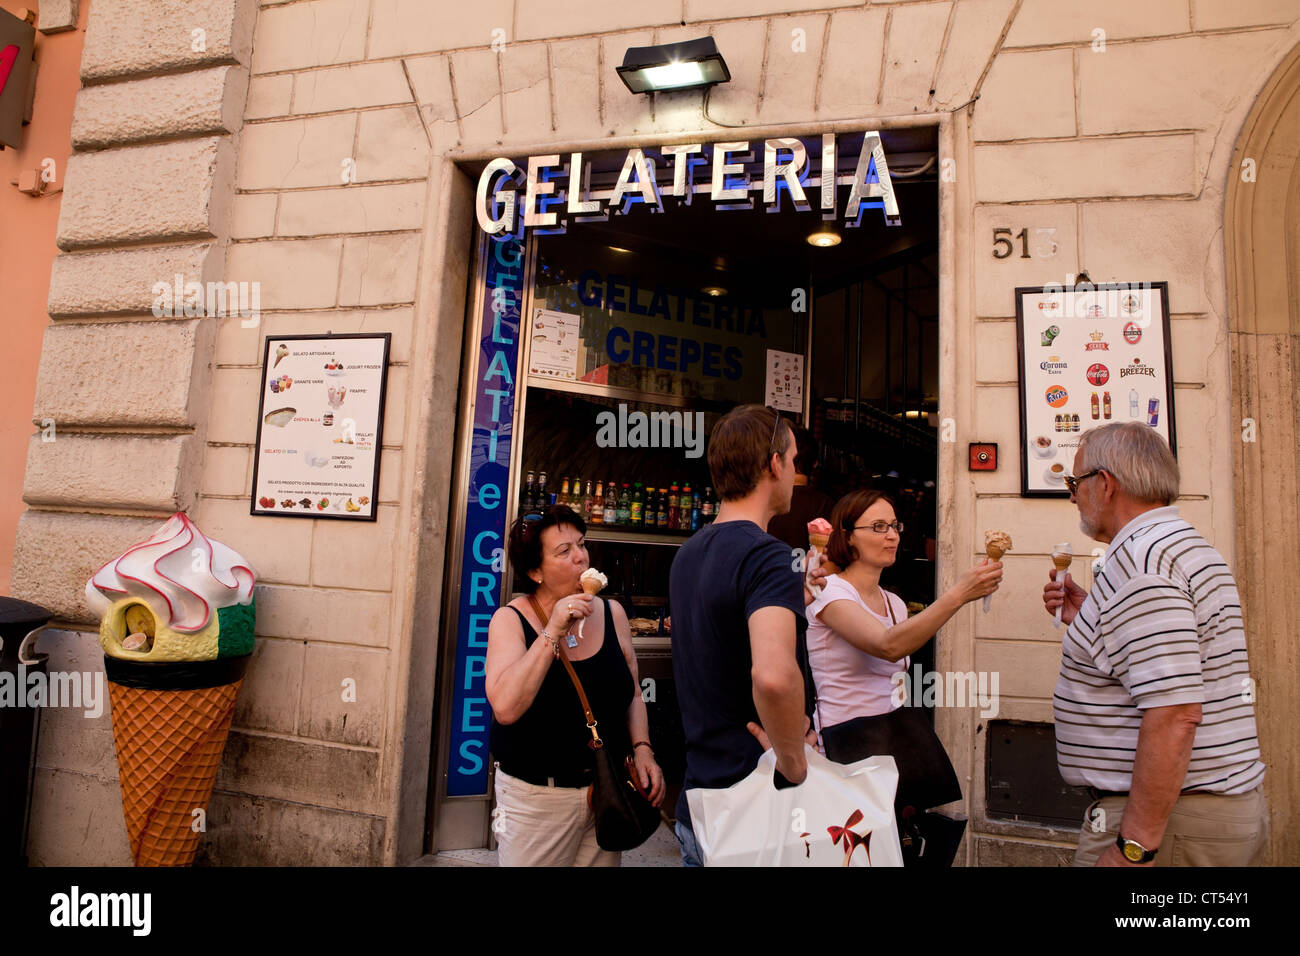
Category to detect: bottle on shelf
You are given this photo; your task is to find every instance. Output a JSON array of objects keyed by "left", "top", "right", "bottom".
[
  {"left": 701, "top": 485, "right": 714, "bottom": 523},
  {"left": 631, "top": 482, "right": 645, "bottom": 528},
  {"left": 559, "top": 476, "right": 571, "bottom": 508},
  {"left": 591, "top": 481, "right": 604, "bottom": 525},
  {"left": 536, "top": 472, "right": 548, "bottom": 510},
  {"left": 655, "top": 488, "right": 668, "bottom": 529},
  {"left": 667, "top": 484, "right": 680, "bottom": 530},
  {"left": 617, "top": 483, "right": 631, "bottom": 526},
  {"left": 603, "top": 479, "right": 617, "bottom": 525},
  {"left": 521, "top": 470, "right": 535, "bottom": 517},
  {"left": 582, "top": 480, "right": 594, "bottom": 521},
  {"left": 688, "top": 485, "right": 701, "bottom": 532}
]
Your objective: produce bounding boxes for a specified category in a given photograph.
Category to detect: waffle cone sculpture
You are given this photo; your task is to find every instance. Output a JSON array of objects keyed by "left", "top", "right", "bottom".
[{"left": 86, "top": 513, "right": 256, "bottom": 866}]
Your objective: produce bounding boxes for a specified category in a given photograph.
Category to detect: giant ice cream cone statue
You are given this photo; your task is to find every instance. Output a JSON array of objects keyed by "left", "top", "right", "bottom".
[{"left": 85, "top": 513, "right": 255, "bottom": 866}]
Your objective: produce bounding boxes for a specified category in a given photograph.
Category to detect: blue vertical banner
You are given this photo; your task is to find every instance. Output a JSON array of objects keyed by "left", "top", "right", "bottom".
[{"left": 447, "top": 234, "right": 525, "bottom": 796}]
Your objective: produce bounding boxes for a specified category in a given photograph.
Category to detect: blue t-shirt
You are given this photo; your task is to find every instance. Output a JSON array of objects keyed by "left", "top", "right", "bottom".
[{"left": 669, "top": 519, "right": 808, "bottom": 829}]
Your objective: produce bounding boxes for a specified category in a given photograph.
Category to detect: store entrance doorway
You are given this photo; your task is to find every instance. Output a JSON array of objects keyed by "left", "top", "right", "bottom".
[{"left": 432, "top": 128, "right": 941, "bottom": 851}]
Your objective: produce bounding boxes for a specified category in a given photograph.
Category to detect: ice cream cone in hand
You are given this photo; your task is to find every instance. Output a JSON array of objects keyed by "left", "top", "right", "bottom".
[
  {"left": 807, "top": 518, "right": 841, "bottom": 574},
  {"left": 982, "top": 530, "right": 1012, "bottom": 612},
  {"left": 580, "top": 567, "right": 607, "bottom": 596},
  {"left": 86, "top": 512, "right": 256, "bottom": 866}
]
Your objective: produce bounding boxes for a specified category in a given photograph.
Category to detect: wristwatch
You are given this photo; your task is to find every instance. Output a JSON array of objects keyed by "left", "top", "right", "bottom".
[{"left": 1116, "top": 832, "right": 1158, "bottom": 863}]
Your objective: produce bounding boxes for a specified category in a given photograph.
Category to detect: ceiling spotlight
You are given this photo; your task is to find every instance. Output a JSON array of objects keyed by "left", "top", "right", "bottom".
[
  {"left": 617, "top": 37, "right": 731, "bottom": 94},
  {"left": 608, "top": 246, "right": 632, "bottom": 254},
  {"left": 806, "top": 230, "right": 842, "bottom": 248},
  {"left": 701, "top": 286, "right": 727, "bottom": 297}
]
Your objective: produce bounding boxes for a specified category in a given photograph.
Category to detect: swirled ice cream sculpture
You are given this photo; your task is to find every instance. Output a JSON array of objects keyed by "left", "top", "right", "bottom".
[{"left": 87, "top": 512, "right": 255, "bottom": 661}]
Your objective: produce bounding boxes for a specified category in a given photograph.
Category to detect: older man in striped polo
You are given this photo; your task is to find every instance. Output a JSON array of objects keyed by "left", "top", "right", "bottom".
[{"left": 1043, "top": 422, "right": 1267, "bottom": 866}]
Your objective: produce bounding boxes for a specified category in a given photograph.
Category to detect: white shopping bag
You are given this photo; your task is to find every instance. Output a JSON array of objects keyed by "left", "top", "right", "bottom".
[{"left": 686, "top": 744, "right": 903, "bottom": 866}]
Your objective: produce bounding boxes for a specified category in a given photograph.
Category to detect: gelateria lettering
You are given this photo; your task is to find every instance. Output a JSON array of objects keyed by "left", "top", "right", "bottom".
[{"left": 475, "top": 132, "right": 900, "bottom": 237}]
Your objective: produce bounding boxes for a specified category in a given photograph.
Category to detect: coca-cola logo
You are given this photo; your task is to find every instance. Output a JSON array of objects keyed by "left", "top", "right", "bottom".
[{"left": 1086, "top": 363, "right": 1110, "bottom": 386}]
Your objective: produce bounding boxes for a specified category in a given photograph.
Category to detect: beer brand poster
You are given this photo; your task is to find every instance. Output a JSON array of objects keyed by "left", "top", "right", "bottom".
[
  {"left": 250, "top": 334, "right": 391, "bottom": 520},
  {"left": 1014, "top": 282, "right": 1176, "bottom": 497}
]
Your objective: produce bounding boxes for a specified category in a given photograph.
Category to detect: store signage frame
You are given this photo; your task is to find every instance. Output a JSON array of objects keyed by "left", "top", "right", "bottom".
[
  {"left": 1014, "top": 281, "right": 1176, "bottom": 498},
  {"left": 250, "top": 333, "right": 391, "bottom": 521}
]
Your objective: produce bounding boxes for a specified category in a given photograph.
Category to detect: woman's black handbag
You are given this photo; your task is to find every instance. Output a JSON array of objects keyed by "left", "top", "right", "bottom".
[
  {"left": 820, "top": 706, "right": 962, "bottom": 813},
  {"left": 555, "top": 641, "right": 661, "bottom": 852}
]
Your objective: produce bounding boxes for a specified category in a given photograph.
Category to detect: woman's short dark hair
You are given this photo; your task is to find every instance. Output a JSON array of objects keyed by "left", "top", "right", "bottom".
[
  {"left": 508, "top": 504, "right": 586, "bottom": 593},
  {"left": 827, "top": 490, "right": 895, "bottom": 568}
]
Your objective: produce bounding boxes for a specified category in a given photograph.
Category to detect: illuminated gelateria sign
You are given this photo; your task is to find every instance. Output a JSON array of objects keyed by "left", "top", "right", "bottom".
[{"left": 475, "top": 131, "right": 900, "bottom": 237}]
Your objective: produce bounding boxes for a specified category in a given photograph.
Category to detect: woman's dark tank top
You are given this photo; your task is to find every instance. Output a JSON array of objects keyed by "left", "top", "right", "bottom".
[{"left": 490, "top": 598, "right": 635, "bottom": 786}]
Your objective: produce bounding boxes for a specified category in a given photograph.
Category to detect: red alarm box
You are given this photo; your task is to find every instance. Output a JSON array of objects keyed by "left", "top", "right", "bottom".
[{"left": 969, "top": 443, "right": 997, "bottom": 471}]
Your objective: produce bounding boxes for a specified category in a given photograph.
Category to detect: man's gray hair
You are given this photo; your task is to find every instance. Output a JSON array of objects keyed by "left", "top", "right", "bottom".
[{"left": 1077, "top": 422, "right": 1179, "bottom": 504}]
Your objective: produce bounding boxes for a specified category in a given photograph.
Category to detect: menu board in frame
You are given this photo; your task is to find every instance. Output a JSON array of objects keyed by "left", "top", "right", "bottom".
[
  {"left": 251, "top": 333, "right": 391, "bottom": 520},
  {"left": 1015, "top": 282, "right": 1176, "bottom": 498}
]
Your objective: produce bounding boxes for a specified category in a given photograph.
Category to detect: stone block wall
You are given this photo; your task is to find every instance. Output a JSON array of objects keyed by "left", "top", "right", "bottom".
[{"left": 18, "top": 0, "right": 1300, "bottom": 866}]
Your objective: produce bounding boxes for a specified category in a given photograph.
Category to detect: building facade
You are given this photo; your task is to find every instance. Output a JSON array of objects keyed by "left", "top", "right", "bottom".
[{"left": 10, "top": 0, "right": 1299, "bottom": 865}]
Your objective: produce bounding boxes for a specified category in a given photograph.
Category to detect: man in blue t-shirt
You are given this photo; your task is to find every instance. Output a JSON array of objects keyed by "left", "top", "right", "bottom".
[{"left": 669, "top": 403, "right": 822, "bottom": 866}]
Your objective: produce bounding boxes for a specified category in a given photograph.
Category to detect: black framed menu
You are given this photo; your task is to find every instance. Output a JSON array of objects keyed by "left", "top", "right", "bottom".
[
  {"left": 1015, "top": 282, "right": 1175, "bottom": 497},
  {"left": 251, "top": 333, "right": 391, "bottom": 520}
]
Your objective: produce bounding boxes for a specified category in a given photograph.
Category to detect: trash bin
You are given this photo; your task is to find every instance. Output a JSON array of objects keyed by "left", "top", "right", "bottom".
[{"left": 0, "top": 596, "right": 52, "bottom": 867}]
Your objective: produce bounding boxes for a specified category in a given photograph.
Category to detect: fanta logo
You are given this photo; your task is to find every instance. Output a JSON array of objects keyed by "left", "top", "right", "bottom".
[{"left": 1045, "top": 386, "right": 1069, "bottom": 408}]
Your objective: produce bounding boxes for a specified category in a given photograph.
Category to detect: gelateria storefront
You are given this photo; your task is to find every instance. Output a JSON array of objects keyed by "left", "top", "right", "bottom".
[{"left": 428, "top": 130, "right": 944, "bottom": 849}]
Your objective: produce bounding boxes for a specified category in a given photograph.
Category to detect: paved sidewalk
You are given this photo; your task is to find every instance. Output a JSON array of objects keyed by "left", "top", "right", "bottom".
[{"left": 411, "top": 820, "right": 682, "bottom": 867}]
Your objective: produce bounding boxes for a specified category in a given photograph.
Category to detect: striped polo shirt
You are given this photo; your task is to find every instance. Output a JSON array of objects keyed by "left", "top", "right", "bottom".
[{"left": 1053, "top": 506, "right": 1265, "bottom": 794}]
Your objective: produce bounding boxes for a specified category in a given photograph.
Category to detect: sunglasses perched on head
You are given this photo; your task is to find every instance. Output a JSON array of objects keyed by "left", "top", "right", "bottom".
[{"left": 518, "top": 511, "right": 544, "bottom": 539}]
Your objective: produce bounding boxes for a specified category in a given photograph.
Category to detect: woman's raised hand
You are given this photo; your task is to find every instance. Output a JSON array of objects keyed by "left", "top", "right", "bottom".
[
  {"left": 953, "top": 559, "right": 1003, "bottom": 605},
  {"left": 546, "top": 592, "right": 593, "bottom": 635}
]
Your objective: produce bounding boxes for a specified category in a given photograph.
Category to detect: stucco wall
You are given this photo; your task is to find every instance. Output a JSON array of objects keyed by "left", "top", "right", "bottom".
[{"left": 18, "top": 0, "right": 1300, "bottom": 866}]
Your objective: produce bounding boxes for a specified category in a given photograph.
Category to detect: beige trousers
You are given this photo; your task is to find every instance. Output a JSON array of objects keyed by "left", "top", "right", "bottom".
[
  {"left": 1073, "top": 786, "right": 1269, "bottom": 866},
  {"left": 492, "top": 766, "right": 621, "bottom": 867}
]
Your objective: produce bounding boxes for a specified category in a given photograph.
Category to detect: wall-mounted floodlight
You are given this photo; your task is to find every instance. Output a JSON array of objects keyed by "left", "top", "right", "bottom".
[{"left": 617, "top": 37, "right": 731, "bottom": 94}]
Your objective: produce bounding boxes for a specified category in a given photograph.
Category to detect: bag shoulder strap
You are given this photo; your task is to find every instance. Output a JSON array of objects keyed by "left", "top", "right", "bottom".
[{"left": 527, "top": 593, "right": 604, "bottom": 750}]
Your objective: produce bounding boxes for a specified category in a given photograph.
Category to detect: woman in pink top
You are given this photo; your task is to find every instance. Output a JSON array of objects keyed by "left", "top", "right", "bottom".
[{"left": 806, "top": 489, "right": 1003, "bottom": 741}]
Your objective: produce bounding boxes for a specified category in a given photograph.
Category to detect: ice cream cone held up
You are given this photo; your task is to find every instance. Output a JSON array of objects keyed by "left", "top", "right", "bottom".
[
  {"left": 983, "top": 531, "right": 1012, "bottom": 613},
  {"left": 577, "top": 568, "right": 607, "bottom": 638}
]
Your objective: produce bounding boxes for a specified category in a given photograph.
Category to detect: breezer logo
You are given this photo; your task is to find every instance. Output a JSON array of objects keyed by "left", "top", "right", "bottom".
[{"left": 0, "top": 45, "right": 19, "bottom": 97}]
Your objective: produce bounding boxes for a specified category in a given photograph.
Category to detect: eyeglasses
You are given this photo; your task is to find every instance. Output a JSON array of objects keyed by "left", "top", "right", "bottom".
[
  {"left": 852, "top": 520, "right": 904, "bottom": 534},
  {"left": 1064, "top": 470, "right": 1103, "bottom": 495}
]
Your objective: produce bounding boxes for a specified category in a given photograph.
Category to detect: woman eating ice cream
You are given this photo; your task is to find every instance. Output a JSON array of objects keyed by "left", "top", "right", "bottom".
[
  {"left": 804, "top": 490, "right": 1002, "bottom": 864},
  {"left": 486, "top": 504, "right": 664, "bottom": 866}
]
